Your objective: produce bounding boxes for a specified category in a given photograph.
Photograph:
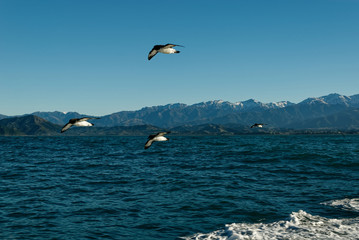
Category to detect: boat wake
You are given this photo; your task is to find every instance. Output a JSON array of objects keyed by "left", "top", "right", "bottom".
[{"left": 181, "top": 198, "right": 359, "bottom": 240}]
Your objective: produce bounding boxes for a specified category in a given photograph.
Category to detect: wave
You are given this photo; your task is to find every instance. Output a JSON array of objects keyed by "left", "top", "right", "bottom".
[
  {"left": 182, "top": 199, "right": 359, "bottom": 240},
  {"left": 321, "top": 198, "right": 359, "bottom": 212}
]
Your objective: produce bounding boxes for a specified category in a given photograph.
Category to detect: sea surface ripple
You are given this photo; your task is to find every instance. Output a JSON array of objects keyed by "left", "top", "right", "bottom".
[{"left": 1, "top": 135, "right": 358, "bottom": 239}]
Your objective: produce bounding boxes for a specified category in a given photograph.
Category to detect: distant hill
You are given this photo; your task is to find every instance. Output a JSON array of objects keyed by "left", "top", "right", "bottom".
[
  {"left": 73, "top": 93, "right": 359, "bottom": 128},
  {"left": 0, "top": 115, "right": 165, "bottom": 136},
  {"left": 95, "top": 99, "right": 295, "bottom": 127},
  {"left": 0, "top": 114, "right": 7, "bottom": 120},
  {"left": 30, "top": 111, "right": 95, "bottom": 125},
  {"left": 0, "top": 115, "right": 357, "bottom": 136},
  {"left": 210, "top": 100, "right": 359, "bottom": 129},
  {"left": 24, "top": 99, "right": 294, "bottom": 127},
  {"left": 95, "top": 93, "right": 359, "bottom": 129},
  {"left": 285, "top": 108, "right": 359, "bottom": 130},
  {"left": 1, "top": 93, "right": 359, "bottom": 132},
  {"left": 0, "top": 115, "right": 60, "bottom": 135}
]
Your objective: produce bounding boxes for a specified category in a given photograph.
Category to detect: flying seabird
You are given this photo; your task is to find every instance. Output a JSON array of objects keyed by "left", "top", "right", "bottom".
[
  {"left": 148, "top": 44, "right": 184, "bottom": 60},
  {"left": 61, "top": 117, "right": 100, "bottom": 133},
  {"left": 250, "top": 123, "right": 266, "bottom": 128},
  {"left": 144, "top": 131, "right": 171, "bottom": 149}
]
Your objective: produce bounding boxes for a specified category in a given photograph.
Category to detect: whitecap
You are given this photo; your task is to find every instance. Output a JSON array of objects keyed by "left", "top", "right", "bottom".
[
  {"left": 182, "top": 209, "right": 359, "bottom": 240},
  {"left": 321, "top": 198, "right": 359, "bottom": 212}
]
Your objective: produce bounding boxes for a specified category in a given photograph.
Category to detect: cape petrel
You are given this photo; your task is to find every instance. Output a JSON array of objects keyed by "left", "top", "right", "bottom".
[
  {"left": 148, "top": 44, "right": 184, "bottom": 60},
  {"left": 250, "top": 123, "right": 266, "bottom": 128},
  {"left": 144, "top": 131, "right": 171, "bottom": 149},
  {"left": 61, "top": 117, "right": 100, "bottom": 133}
]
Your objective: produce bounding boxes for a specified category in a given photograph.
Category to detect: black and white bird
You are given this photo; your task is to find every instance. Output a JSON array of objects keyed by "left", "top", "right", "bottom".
[
  {"left": 61, "top": 117, "right": 100, "bottom": 133},
  {"left": 148, "top": 44, "right": 184, "bottom": 60},
  {"left": 250, "top": 123, "right": 266, "bottom": 128},
  {"left": 144, "top": 131, "right": 171, "bottom": 149}
]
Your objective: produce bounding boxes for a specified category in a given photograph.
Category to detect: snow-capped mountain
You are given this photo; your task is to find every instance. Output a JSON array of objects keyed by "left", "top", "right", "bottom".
[
  {"left": 349, "top": 94, "right": 359, "bottom": 105},
  {"left": 236, "top": 99, "right": 294, "bottom": 110},
  {"left": 2, "top": 93, "right": 358, "bottom": 129},
  {"left": 299, "top": 93, "right": 359, "bottom": 106},
  {"left": 94, "top": 98, "right": 296, "bottom": 127},
  {"left": 93, "top": 93, "right": 358, "bottom": 128},
  {"left": 192, "top": 99, "right": 294, "bottom": 110}
]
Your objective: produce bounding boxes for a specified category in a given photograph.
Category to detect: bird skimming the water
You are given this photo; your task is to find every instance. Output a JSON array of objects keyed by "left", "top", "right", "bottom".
[
  {"left": 250, "top": 123, "right": 266, "bottom": 128},
  {"left": 144, "top": 131, "right": 171, "bottom": 149},
  {"left": 61, "top": 117, "right": 100, "bottom": 133},
  {"left": 148, "top": 44, "right": 184, "bottom": 60}
]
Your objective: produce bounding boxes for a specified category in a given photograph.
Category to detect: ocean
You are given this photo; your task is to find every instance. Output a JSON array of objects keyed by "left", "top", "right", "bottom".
[{"left": 1, "top": 135, "right": 358, "bottom": 239}]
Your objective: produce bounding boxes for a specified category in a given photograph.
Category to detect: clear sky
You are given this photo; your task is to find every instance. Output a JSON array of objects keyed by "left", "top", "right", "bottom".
[{"left": 1, "top": 0, "right": 358, "bottom": 116}]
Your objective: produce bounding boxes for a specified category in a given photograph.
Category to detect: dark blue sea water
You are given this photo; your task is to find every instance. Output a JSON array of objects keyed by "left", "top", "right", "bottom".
[{"left": 1, "top": 135, "right": 359, "bottom": 239}]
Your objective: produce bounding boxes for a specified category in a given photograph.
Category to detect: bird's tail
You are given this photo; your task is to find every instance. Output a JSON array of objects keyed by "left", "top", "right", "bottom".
[{"left": 175, "top": 50, "right": 180, "bottom": 53}]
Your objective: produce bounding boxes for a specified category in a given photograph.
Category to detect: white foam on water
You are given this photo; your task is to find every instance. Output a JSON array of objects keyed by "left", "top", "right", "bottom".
[
  {"left": 181, "top": 199, "right": 359, "bottom": 240},
  {"left": 321, "top": 198, "right": 359, "bottom": 212}
]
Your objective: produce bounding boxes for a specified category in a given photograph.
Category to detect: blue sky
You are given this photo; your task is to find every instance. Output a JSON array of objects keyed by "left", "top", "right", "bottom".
[{"left": 1, "top": 0, "right": 358, "bottom": 116}]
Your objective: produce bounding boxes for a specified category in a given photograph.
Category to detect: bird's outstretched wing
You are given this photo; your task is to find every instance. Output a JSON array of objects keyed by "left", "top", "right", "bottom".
[
  {"left": 156, "top": 131, "right": 171, "bottom": 137},
  {"left": 163, "top": 44, "right": 184, "bottom": 48},
  {"left": 144, "top": 139, "right": 154, "bottom": 149},
  {"left": 148, "top": 49, "right": 158, "bottom": 60},
  {"left": 78, "top": 117, "right": 100, "bottom": 122},
  {"left": 61, "top": 123, "right": 73, "bottom": 133}
]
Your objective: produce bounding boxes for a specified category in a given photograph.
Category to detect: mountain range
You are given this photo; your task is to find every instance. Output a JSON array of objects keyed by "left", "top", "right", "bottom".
[{"left": 1, "top": 93, "right": 359, "bottom": 135}]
